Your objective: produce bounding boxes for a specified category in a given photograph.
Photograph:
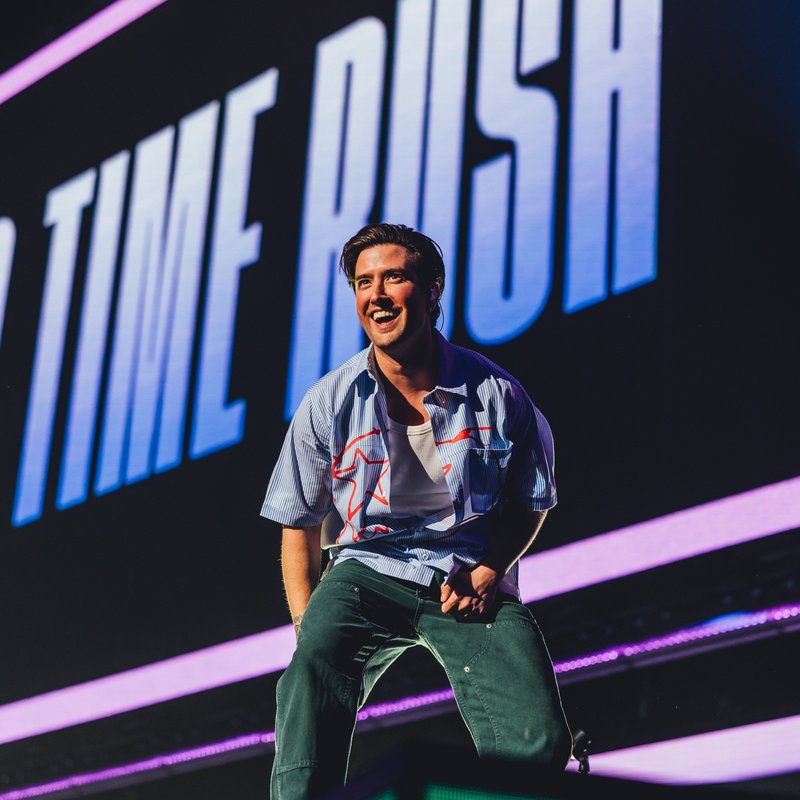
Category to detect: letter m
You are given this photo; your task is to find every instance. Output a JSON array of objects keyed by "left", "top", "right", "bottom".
[{"left": 95, "top": 103, "right": 219, "bottom": 494}]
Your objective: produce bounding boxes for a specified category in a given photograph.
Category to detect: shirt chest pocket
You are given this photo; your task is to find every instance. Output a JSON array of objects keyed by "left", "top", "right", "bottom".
[{"left": 465, "top": 446, "right": 513, "bottom": 513}]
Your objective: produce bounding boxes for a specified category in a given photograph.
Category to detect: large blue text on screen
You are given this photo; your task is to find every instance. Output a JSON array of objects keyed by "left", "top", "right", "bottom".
[{"left": 9, "top": 0, "right": 661, "bottom": 526}]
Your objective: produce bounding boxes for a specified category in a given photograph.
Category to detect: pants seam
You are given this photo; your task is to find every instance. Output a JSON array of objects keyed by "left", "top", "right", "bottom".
[
  {"left": 465, "top": 667, "right": 501, "bottom": 755},
  {"left": 418, "top": 627, "right": 490, "bottom": 756},
  {"left": 464, "top": 623, "right": 502, "bottom": 755},
  {"left": 274, "top": 759, "right": 318, "bottom": 775}
]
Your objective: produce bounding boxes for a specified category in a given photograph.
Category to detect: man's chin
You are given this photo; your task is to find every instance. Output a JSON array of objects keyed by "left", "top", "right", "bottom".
[
  {"left": 371, "top": 336, "right": 401, "bottom": 352},
  {"left": 370, "top": 334, "right": 414, "bottom": 361},
  {"left": 368, "top": 325, "right": 404, "bottom": 348}
]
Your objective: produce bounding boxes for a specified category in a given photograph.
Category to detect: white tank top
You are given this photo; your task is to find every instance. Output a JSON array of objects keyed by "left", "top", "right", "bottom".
[{"left": 385, "top": 417, "right": 453, "bottom": 519}]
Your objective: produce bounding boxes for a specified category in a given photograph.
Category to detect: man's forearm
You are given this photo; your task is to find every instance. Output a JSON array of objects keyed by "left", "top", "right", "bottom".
[
  {"left": 479, "top": 505, "right": 547, "bottom": 577},
  {"left": 281, "top": 525, "right": 322, "bottom": 632},
  {"left": 441, "top": 505, "right": 547, "bottom": 616}
]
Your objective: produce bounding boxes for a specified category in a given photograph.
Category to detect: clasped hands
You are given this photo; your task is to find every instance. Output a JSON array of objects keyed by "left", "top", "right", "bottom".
[{"left": 440, "top": 563, "right": 501, "bottom": 620}]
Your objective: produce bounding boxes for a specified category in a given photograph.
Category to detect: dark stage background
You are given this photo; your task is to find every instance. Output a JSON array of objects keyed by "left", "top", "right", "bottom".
[{"left": 1, "top": 0, "right": 798, "bottom": 795}]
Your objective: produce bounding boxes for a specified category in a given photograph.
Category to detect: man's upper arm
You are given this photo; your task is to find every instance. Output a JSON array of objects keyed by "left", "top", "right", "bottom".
[{"left": 504, "top": 385, "right": 557, "bottom": 511}]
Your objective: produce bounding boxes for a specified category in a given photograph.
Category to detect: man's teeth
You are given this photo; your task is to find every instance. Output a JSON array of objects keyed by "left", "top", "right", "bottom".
[{"left": 373, "top": 311, "right": 397, "bottom": 321}]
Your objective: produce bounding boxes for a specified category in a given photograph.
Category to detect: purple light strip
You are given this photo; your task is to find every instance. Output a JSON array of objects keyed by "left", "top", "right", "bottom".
[
  {"left": 567, "top": 715, "right": 800, "bottom": 784},
  {"left": 519, "top": 475, "right": 800, "bottom": 603},
  {"left": 0, "top": 625, "right": 297, "bottom": 745},
  {"left": 357, "top": 688, "right": 455, "bottom": 722},
  {"left": 1, "top": 477, "right": 798, "bottom": 746},
  {"left": 0, "top": 733, "right": 275, "bottom": 800},
  {"left": 554, "top": 603, "right": 800, "bottom": 675},
  {"left": 4, "top": 712, "right": 800, "bottom": 798},
  {"left": 0, "top": 0, "right": 168, "bottom": 107}
]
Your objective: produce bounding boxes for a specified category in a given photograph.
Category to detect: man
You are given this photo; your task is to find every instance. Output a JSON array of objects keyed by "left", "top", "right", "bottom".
[{"left": 261, "top": 224, "right": 571, "bottom": 799}]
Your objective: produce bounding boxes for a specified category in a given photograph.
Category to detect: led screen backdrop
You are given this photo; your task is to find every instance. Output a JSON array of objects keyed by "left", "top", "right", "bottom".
[{"left": 1, "top": 0, "right": 798, "bottom": 707}]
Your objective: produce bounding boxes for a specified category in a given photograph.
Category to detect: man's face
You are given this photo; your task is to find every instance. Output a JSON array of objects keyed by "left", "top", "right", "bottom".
[{"left": 353, "top": 244, "right": 431, "bottom": 357}]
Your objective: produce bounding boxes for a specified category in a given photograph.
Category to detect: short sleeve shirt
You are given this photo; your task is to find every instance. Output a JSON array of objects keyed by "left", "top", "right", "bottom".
[{"left": 260, "top": 334, "right": 556, "bottom": 597}]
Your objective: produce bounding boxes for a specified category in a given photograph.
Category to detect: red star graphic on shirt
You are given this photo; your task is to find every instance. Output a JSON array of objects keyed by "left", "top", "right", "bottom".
[
  {"left": 331, "top": 429, "right": 390, "bottom": 532},
  {"left": 434, "top": 426, "right": 491, "bottom": 446}
]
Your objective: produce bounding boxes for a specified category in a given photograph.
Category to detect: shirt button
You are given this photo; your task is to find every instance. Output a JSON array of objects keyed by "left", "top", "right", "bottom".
[
  {"left": 420, "top": 553, "right": 429, "bottom": 561},
  {"left": 464, "top": 666, "right": 471, "bottom": 673}
]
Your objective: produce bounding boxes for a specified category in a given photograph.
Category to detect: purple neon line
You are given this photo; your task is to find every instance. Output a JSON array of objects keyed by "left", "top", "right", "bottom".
[
  {"left": 554, "top": 603, "right": 800, "bottom": 674},
  {"left": 357, "top": 688, "right": 455, "bottom": 721},
  {"left": 0, "top": 624, "right": 297, "bottom": 746},
  {"left": 0, "top": 477, "right": 798, "bottom": 746},
  {"left": 0, "top": 0, "right": 168, "bottom": 108},
  {"left": 4, "top": 711, "right": 800, "bottom": 798},
  {"left": 0, "top": 733, "right": 275, "bottom": 800},
  {"left": 519, "top": 474, "right": 800, "bottom": 603},
  {"left": 2, "top": 604, "right": 799, "bottom": 799},
  {"left": 568, "top": 715, "right": 800, "bottom": 784}
]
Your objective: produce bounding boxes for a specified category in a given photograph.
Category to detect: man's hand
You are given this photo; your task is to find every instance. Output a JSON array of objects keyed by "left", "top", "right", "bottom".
[
  {"left": 440, "top": 564, "right": 501, "bottom": 619},
  {"left": 439, "top": 508, "right": 548, "bottom": 621}
]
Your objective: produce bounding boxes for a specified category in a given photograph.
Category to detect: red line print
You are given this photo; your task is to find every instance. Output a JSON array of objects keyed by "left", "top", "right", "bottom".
[
  {"left": 434, "top": 426, "right": 491, "bottom": 446},
  {"left": 340, "top": 521, "right": 391, "bottom": 543},
  {"left": 332, "top": 429, "right": 390, "bottom": 542},
  {"left": 442, "top": 463, "right": 452, "bottom": 476}
]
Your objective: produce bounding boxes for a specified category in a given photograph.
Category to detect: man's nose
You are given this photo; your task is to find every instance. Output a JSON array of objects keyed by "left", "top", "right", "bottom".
[{"left": 370, "top": 279, "right": 388, "bottom": 303}]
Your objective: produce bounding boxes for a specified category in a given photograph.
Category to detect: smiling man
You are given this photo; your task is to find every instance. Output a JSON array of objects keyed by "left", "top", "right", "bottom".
[{"left": 261, "top": 223, "right": 571, "bottom": 799}]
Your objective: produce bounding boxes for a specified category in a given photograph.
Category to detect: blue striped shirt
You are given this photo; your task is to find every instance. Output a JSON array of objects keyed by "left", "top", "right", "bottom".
[{"left": 261, "top": 334, "right": 556, "bottom": 597}]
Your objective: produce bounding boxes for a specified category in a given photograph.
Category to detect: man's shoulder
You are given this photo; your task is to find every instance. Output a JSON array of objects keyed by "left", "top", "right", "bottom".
[
  {"left": 444, "top": 338, "right": 526, "bottom": 393},
  {"left": 303, "top": 346, "right": 372, "bottom": 407},
  {"left": 288, "top": 347, "right": 372, "bottom": 436}
]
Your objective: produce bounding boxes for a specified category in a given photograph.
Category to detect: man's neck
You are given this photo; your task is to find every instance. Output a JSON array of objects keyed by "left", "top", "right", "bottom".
[
  {"left": 373, "top": 332, "right": 438, "bottom": 390},
  {"left": 373, "top": 331, "right": 439, "bottom": 424}
]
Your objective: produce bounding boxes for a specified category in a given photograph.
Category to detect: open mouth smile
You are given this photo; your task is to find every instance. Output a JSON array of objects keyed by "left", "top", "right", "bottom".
[{"left": 371, "top": 309, "right": 400, "bottom": 327}]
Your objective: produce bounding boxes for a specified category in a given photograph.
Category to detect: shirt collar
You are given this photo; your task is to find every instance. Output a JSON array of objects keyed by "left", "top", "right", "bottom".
[
  {"left": 348, "top": 332, "right": 468, "bottom": 397},
  {"left": 432, "top": 331, "right": 468, "bottom": 396}
]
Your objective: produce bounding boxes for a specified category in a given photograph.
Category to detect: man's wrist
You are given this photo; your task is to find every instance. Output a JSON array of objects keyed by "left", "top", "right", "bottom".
[
  {"left": 471, "top": 563, "right": 502, "bottom": 595},
  {"left": 474, "top": 561, "right": 503, "bottom": 581}
]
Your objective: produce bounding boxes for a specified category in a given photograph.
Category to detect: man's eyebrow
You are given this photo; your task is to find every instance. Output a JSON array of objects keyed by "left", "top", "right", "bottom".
[{"left": 356, "top": 265, "right": 409, "bottom": 277}]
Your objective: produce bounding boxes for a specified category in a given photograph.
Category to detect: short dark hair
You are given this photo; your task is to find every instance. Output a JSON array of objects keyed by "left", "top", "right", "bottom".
[{"left": 340, "top": 223, "right": 446, "bottom": 326}]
